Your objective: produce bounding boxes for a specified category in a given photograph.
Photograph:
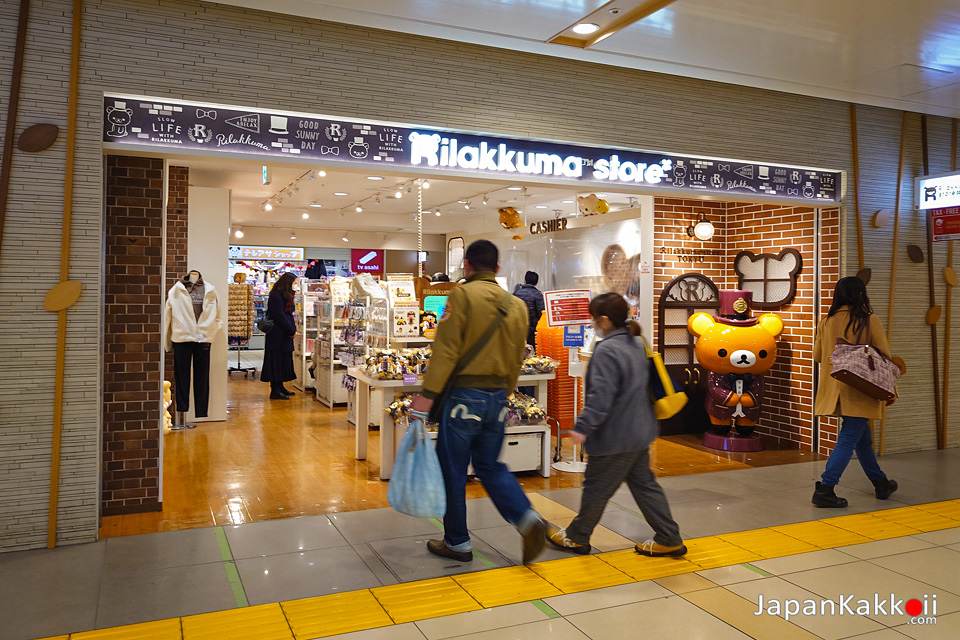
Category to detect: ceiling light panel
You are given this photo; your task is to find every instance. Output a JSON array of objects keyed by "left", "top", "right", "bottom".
[{"left": 548, "top": 0, "right": 678, "bottom": 49}]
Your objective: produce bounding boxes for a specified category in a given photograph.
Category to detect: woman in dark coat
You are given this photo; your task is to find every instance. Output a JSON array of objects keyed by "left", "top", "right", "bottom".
[{"left": 261, "top": 272, "right": 298, "bottom": 399}]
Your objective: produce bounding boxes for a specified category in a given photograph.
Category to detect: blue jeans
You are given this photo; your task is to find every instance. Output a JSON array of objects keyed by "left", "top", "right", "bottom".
[
  {"left": 436, "top": 387, "right": 533, "bottom": 551},
  {"left": 821, "top": 416, "right": 887, "bottom": 487}
]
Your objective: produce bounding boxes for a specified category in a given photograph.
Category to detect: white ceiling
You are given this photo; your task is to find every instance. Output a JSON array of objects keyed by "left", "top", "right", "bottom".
[
  {"left": 181, "top": 155, "right": 642, "bottom": 236},
  {"left": 212, "top": 0, "right": 960, "bottom": 117}
]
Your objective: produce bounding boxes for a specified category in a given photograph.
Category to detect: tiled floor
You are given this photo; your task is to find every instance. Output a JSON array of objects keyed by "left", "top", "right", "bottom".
[{"left": 4, "top": 447, "right": 960, "bottom": 640}]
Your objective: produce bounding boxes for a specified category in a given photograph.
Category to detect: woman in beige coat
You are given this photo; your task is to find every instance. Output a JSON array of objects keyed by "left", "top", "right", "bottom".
[{"left": 812, "top": 277, "right": 898, "bottom": 507}]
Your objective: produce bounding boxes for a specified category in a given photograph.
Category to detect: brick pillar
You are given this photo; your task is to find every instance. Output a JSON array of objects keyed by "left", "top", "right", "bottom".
[
  {"left": 102, "top": 156, "right": 164, "bottom": 515},
  {"left": 164, "top": 167, "right": 189, "bottom": 388}
]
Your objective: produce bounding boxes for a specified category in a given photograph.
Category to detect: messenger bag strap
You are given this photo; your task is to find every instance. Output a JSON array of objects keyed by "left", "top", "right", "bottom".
[{"left": 445, "top": 289, "right": 513, "bottom": 385}]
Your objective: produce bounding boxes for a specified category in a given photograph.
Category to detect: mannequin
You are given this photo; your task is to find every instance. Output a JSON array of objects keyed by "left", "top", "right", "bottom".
[{"left": 164, "top": 270, "right": 222, "bottom": 428}]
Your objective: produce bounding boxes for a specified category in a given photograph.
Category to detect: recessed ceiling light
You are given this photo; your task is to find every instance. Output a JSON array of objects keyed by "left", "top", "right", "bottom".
[
  {"left": 366, "top": 176, "right": 383, "bottom": 181},
  {"left": 395, "top": 190, "right": 403, "bottom": 199},
  {"left": 234, "top": 228, "right": 244, "bottom": 238},
  {"left": 355, "top": 205, "right": 363, "bottom": 213},
  {"left": 302, "top": 212, "right": 309, "bottom": 219},
  {"left": 334, "top": 192, "right": 348, "bottom": 196},
  {"left": 572, "top": 22, "right": 600, "bottom": 35},
  {"left": 535, "top": 205, "right": 548, "bottom": 209},
  {"left": 316, "top": 170, "right": 327, "bottom": 177},
  {"left": 309, "top": 203, "right": 323, "bottom": 207},
  {"left": 435, "top": 209, "right": 441, "bottom": 216},
  {"left": 561, "top": 200, "right": 574, "bottom": 204},
  {"left": 507, "top": 186, "right": 522, "bottom": 191},
  {"left": 422, "top": 180, "right": 430, "bottom": 189}
]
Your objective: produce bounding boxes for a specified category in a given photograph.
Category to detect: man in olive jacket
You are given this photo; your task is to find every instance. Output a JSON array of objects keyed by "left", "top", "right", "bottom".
[{"left": 410, "top": 240, "right": 547, "bottom": 564}]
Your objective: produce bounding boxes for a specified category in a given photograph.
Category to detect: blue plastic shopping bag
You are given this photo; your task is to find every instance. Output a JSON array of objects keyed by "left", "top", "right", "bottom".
[{"left": 387, "top": 418, "right": 446, "bottom": 518}]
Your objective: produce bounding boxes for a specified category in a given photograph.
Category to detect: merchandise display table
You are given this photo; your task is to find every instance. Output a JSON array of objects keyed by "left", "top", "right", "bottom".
[{"left": 348, "top": 368, "right": 555, "bottom": 480}]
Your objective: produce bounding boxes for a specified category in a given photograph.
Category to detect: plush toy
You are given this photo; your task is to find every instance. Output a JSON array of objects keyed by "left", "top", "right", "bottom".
[
  {"left": 577, "top": 194, "right": 610, "bottom": 217},
  {"left": 687, "top": 291, "right": 783, "bottom": 437},
  {"left": 420, "top": 311, "right": 438, "bottom": 339},
  {"left": 163, "top": 380, "right": 173, "bottom": 432},
  {"left": 498, "top": 207, "right": 525, "bottom": 240}
]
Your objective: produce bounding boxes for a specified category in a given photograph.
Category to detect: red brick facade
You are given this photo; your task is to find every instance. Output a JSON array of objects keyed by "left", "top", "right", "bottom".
[
  {"left": 102, "top": 156, "right": 165, "bottom": 515},
  {"left": 652, "top": 198, "right": 840, "bottom": 451},
  {"left": 164, "top": 166, "right": 189, "bottom": 388}
]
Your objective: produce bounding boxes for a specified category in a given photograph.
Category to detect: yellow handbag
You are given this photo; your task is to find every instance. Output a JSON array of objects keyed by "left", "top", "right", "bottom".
[{"left": 639, "top": 336, "right": 688, "bottom": 420}]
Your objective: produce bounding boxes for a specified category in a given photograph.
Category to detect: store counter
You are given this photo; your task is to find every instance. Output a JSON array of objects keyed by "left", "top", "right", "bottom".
[{"left": 347, "top": 368, "right": 555, "bottom": 480}]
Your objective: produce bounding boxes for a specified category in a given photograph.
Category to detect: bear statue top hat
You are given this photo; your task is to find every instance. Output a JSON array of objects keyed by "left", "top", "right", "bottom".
[{"left": 716, "top": 290, "right": 757, "bottom": 326}]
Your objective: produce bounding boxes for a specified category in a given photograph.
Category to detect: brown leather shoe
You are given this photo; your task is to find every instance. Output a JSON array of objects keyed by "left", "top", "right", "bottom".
[{"left": 427, "top": 539, "right": 472, "bottom": 562}]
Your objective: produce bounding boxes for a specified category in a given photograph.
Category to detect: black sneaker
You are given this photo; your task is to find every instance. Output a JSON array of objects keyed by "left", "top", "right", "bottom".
[{"left": 426, "top": 539, "right": 472, "bottom": 562}]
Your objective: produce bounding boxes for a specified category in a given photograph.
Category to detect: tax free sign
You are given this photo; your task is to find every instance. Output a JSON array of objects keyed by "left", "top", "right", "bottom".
[{"left": 103, "top": 95, "right": 840, "bottom": 203}]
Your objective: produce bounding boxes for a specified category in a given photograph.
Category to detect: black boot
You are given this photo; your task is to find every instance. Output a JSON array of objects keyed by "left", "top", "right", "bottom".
[
  {"left": 812, "top": 481, "right": 848, "bottom": 508},
  {"left": 872, "top": 477, "right": 898, "bottom": 500}
]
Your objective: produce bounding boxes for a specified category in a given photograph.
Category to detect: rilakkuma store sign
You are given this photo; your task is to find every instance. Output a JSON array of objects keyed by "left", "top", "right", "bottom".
[{"left": 103, "top": 95, "right": 841, "bottom": 203}]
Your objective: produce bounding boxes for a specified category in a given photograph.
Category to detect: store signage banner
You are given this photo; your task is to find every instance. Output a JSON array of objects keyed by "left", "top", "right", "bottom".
[
  {"left": 563, "top": 325, "right": 585, "bottom": 347},
  {"left": 103, "top": 96, "right": 841, "bottom": 203},
  {"left": 932, "top": 207, "right": 960, "bottom": 242},
  {"left": 351, "top": 249, "right": 384, "bottom": 274},
  {"left": 918, "top": 171, "right": 960, "bottom": 210},
  {"left": 544, "top": 289, "right": 593, "bottom": 328},
  {"left": 229, "top": 245, "right": 304, "bottom": 261}
]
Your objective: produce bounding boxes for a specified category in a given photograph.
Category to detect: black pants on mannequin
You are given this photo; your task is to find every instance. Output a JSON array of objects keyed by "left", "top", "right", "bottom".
[{"left": 172, "top": 341, "right": 211, "bottom": 418}]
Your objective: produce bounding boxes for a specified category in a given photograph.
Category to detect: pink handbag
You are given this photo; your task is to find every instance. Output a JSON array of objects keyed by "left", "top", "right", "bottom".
[{"left": 830, "top": 322, "right": 900, "bottom": 401}]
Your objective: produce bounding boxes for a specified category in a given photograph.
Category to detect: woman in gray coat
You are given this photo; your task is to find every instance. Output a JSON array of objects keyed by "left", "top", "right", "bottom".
[{"left": 546, "top": 293, "right": 686, "bottom": 557}]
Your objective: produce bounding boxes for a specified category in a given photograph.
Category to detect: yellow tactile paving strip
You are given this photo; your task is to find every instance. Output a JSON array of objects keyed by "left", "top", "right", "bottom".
[
  {"left": 281, "top": 590, "right": 393, "bottom": 638},
  {"left": 182, "top": 603, "right": 292, "bottom": 640},
  {"left": 37, "top": 498, "right": 960, "bottom": 640},
  {"left": 820, "top": 512, "right": 922, "bottom": 540},
  {"left": 71, "top": 619, "right": 182, "bottom": 640},
  {"left": 528, "top": 555, "right": 633, "bottom": 594},
  {"left": 769, "top": 519, "right": 872, "bottom": 547},
  {"left": 453, "top": 566, "right": 563, "bottom": 607},
  {"left": 371, "top": 577, "right": 482, "bottom": 623},
  {"left": 717, "top": 529, "right": 820, "bottom": 558}
]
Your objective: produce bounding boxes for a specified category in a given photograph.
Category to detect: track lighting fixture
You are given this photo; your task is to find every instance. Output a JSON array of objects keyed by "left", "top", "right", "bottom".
[
  {"left": 342, "top": 232, "right": 349, "bottom": 242},
  {"left": 290, "top": 230, "right": 297, "bottom": 240},
  {"left": 308, "top": 172, "right": 316, "bottom": 181},
  {"left": 375, "top": 193, "right": 381, "bottom": 204},
  {"left": 422, "top": 179, "right": 430, "bottom": 189},
  {"left": 482, "top": 194, "right": 489, "bottom": 205},
  {"left": 435, "top": 209, "right": 441, "bottom": 216},
  {"left": 464, "top": 201, "right": 471, "bottom": 210}
]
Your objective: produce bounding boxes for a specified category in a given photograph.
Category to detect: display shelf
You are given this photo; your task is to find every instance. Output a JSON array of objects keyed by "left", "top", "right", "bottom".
[
  {"left": 390, "top": 336, "right": 434, "bottom": 343},
  {"left": 314, "top": 279, "right": 355, "bottom": 407},
  {"left": 293, "top": 279, "right": 323, "bottom": 392},
  {"left": 348, "top": 367, "right": 555, "bottom": 480}
]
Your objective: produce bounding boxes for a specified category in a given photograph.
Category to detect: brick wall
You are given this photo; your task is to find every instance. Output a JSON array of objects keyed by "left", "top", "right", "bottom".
[
  {"left": 818, "top": 208, "right": 843, "bottom": 454},
  {"left": 164, "top": 166, "right": 189, "bottom": 388},
  {"left": 652, "top": 199, "right": 840, "bottom": 450},
  {"left": 102, "top": 156, "right": 164, "bottom": 516},
  {"left": 652, "top": 198, "right": 727, "bottom": 351}
]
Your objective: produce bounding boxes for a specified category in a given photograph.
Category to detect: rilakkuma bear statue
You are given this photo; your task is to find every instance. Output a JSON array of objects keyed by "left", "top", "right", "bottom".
[
  {"left": 498, "top": 206, "right": 525, "bottom": 240},
  {"left": 687, "top": 291, "right": 783, "bottom": 437},
  {"left": 577, "top": 194, "right": 610, "bottom": 217}
]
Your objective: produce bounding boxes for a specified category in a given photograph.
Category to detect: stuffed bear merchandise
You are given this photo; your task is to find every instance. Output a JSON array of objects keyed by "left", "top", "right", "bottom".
[
  {"left": 577, "top": 194, "right": 610, "bottom": 217},
  {"left": 498, "top": 207, "right": 525, "bottom": 240},
  {"left": 687, "top": 291, "right": 783, "bottom": 437}
]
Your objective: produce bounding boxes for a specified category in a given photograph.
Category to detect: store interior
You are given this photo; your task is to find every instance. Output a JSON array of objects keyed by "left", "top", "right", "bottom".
[{"left": 101, "top": 153, "right": 826, "bottom": 537}]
